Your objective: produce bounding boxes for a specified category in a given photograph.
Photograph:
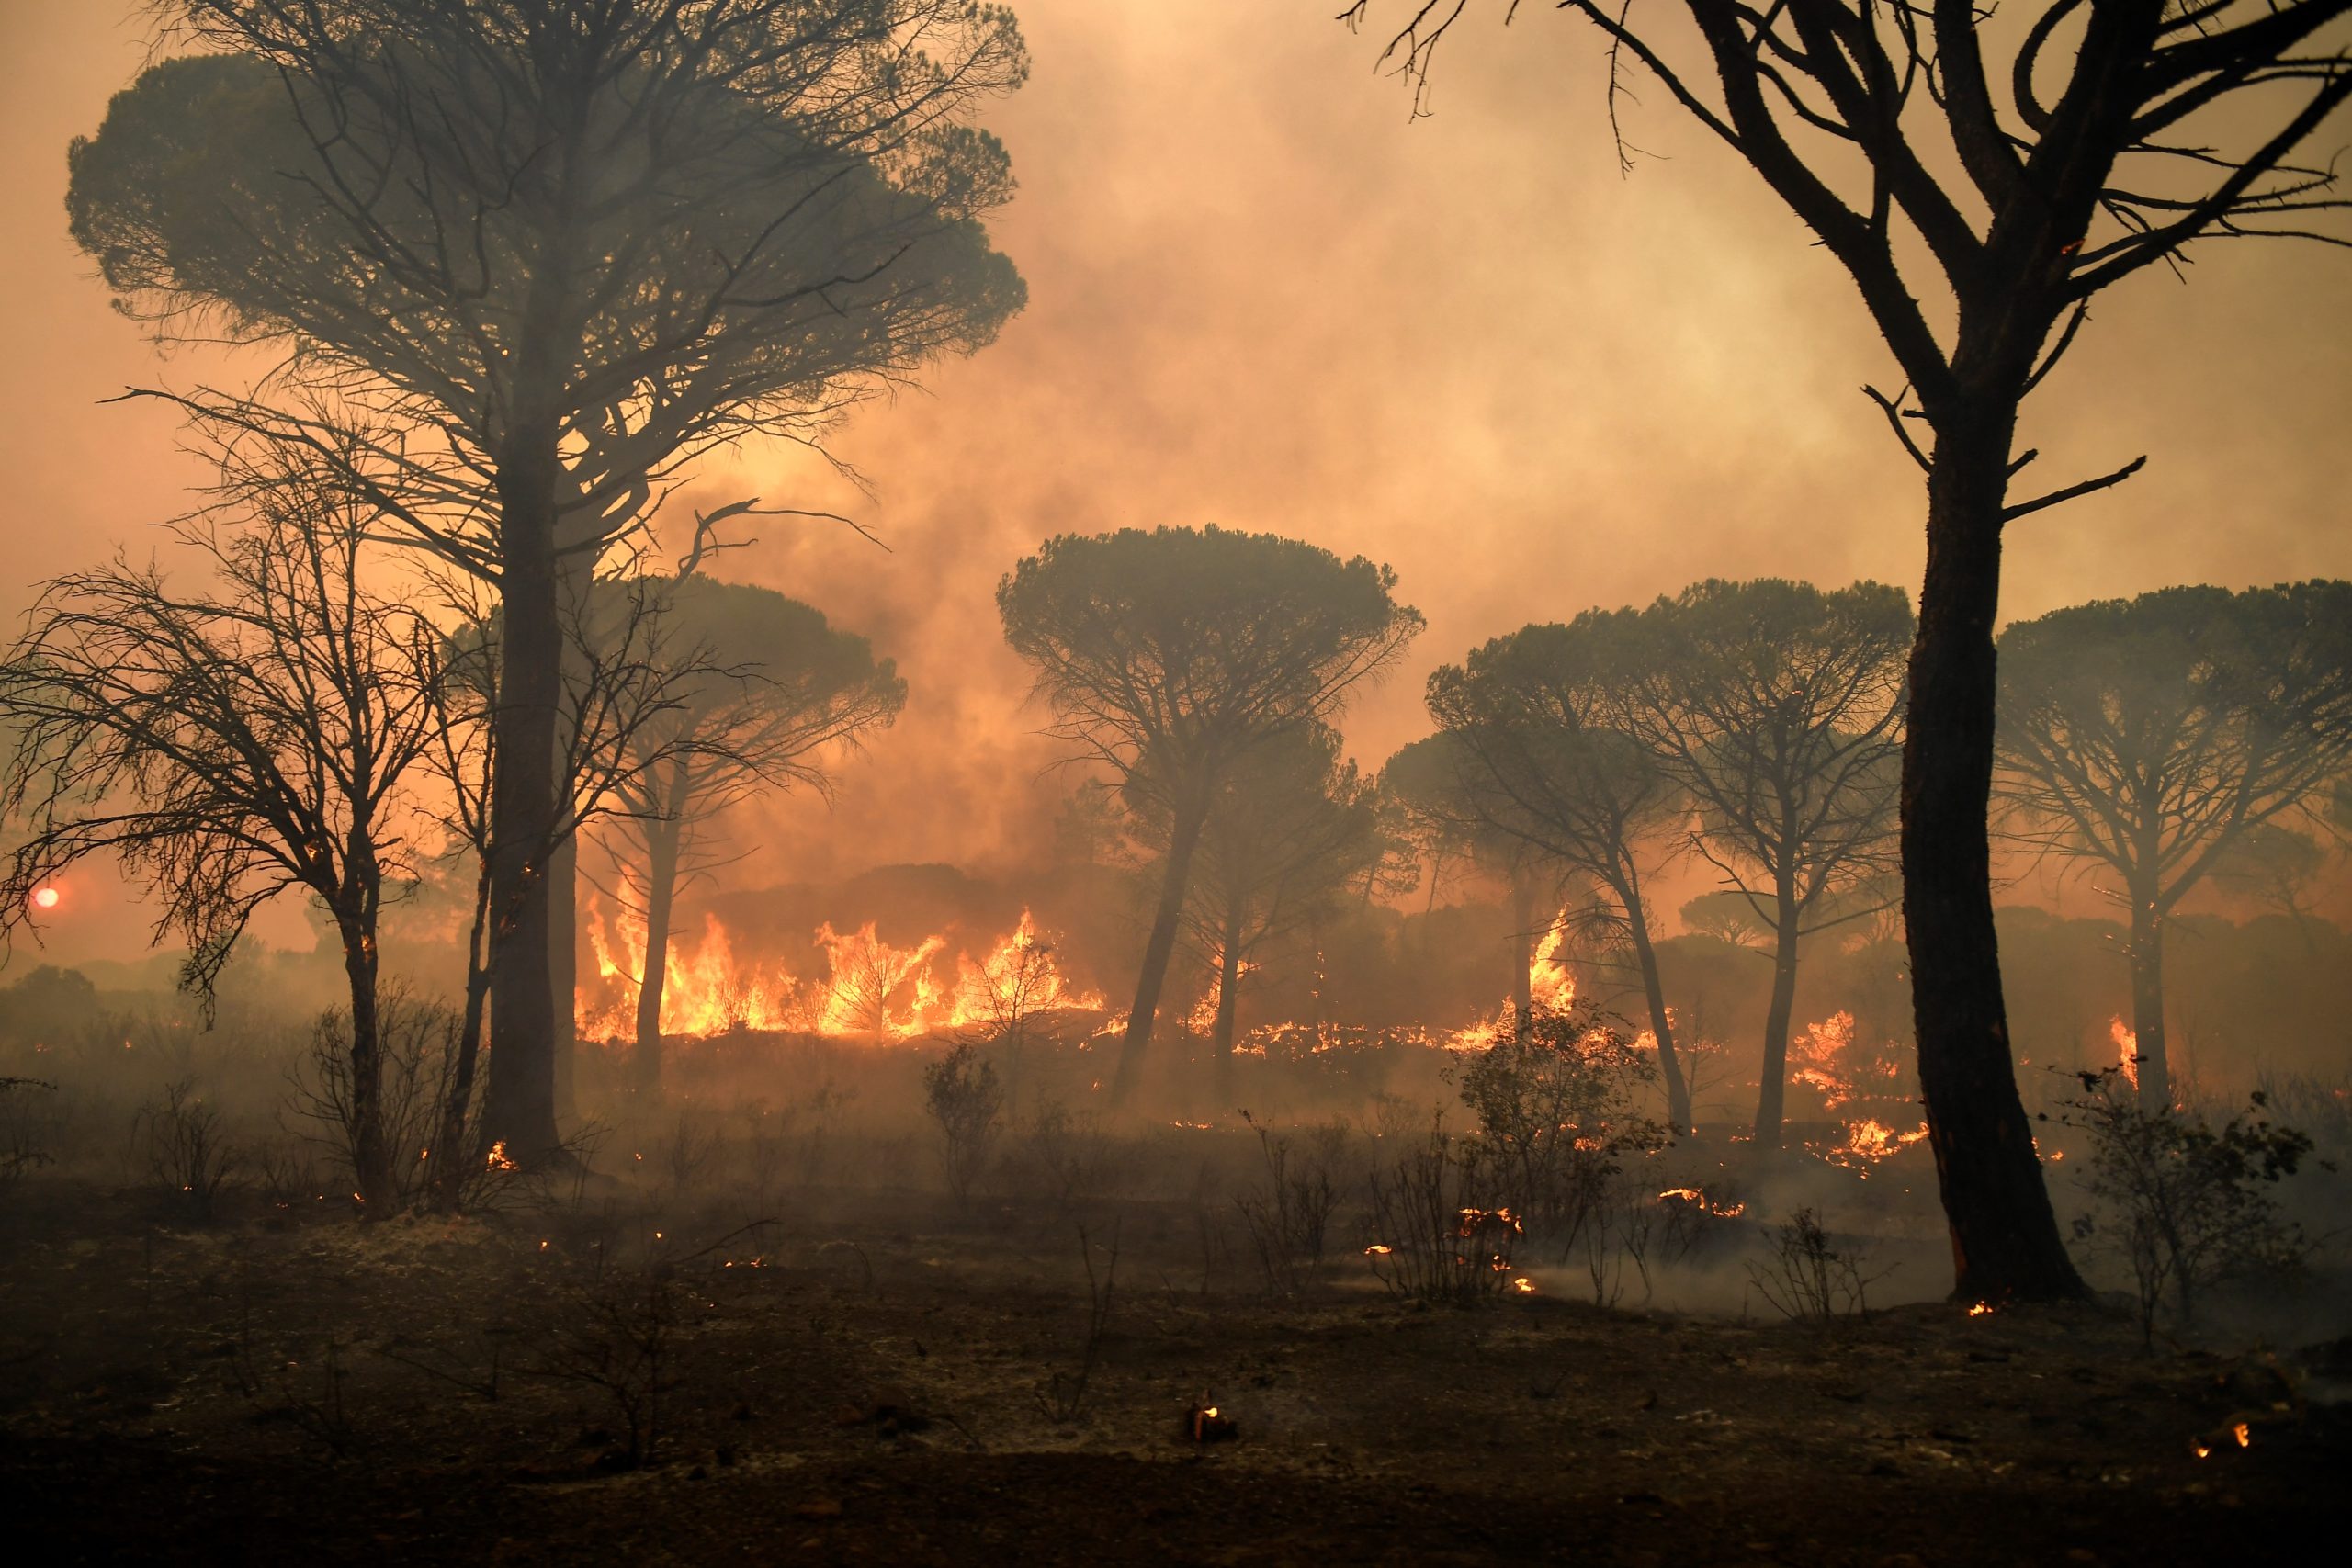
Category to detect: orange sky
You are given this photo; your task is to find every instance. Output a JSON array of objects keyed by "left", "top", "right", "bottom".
[{"left": 4, "top": 0, "right": 2349, "bottom": 961}]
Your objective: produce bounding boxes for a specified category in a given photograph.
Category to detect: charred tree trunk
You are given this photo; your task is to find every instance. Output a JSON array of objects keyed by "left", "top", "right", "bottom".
[
  {"left": 1510, "top": 860, "right": 1536, "bottom": 1042},
  {"left": 1622, "top": 884, "right": 1690, "bottom": 1134},
  {"left": 2127, "top": 883, "right": 2171, "bottom": 1110},
  {"left": 1756, "top": 872, "right": 1802, "bottom": 1147},
  {"left": 547, "top": 547, "right": 594, "bottom": 1120},
  {"left": 481, "top": 415, "right": 565, "bottom": 1161},
  {"left": 334, "top": 886, "right": 390, "bottom": 1212},
  {"left": 1210, "top": 894, "right": 1246, "bottom": 1061},
  {"left": 1905, "top": 400, "right": 2086, "bottom": 1302},
  {"left": 634, "top": 800, "right": 686, "bottom": 1096},
  {"left": 1111, "top": 793, "right": 1208, "bottom": 1105}
]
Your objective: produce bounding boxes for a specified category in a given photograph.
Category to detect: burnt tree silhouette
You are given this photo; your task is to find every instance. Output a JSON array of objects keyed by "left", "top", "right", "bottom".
[
  {"left": 595, "top": 573, "right": 905, "bottom": 1091},
  {"left": 1427, "top": 615, "right": 1697, "bottom": 1133},
  {"left": 1347, "top": 0, "right": 2352, "bottom": 1300},
  {"left": 999, "top": 525, "right": 1421, "bottom": 1105},
  {"left": 1624, "top": 581, "right": 1907, "bottom": 1146},
  {"left": 0, "top": 478, "right": 441, "bottom": 1210},
  {"left": 1382, "top": 733, "right": 1558, "bottom": 1045},
  {"left": 1148, "top": 724, "right": 1387, "bottom": 1066},
  {"left": 1996, "top": 581, "right": 2352, "bottom": 1108},
  {"left": 67, "top": 0, "right": 1026, "bottom": 1160}
]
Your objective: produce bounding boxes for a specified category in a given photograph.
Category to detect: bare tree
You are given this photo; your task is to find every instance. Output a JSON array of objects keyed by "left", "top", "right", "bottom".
[
  {"left": 1426, "top": 614, "right": 1697, "bottom": 1132},
  {"left": 68, "top": 0, "right": 1030, "bottom": 1159},
  {"left": 1623, "top": 580, "right": 1908, "bottom": 1145},
  {"left": 419, "top": 567, "right": 751, "bottom": 1198},
  {"left": 999, "top": 525, "right": 1422, "bottom": 1103},
  {"left": 1996, "top": 582, "right": 2352, "bottom": 1108},
  {"left": 1345, "top": 0, "right": 2352, "bottom": 1299},
  {"left": 0, "top": 475, "right": 441, "bottom": 1208}
]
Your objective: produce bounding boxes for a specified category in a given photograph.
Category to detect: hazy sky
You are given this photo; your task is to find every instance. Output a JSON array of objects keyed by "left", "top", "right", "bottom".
[{"left": 4, "top": 0, "right": 2348, "bottom": 958}]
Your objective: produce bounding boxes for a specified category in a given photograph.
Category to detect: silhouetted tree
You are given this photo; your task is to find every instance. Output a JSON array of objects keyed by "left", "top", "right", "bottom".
[
  {"left": 1997, "top": 582, "right": 2352, "bottom": 1108},
  {"left": 1349, "top": 0, "right": 2352, "bottom": 1300},
  {"left": 1152, "top": 725, "right": 1387, "bottom": 1064},
  {"left": 1427, "top": 615, "right": 1696, "bottom": 1132},
  {"left": 1627, "top": 581, "right": 1907, "bottom": 1145},
  {"left": 998, "top": 525, "right": 1422, "bottom": 1103},
  {"left": 0, "top": 480, "right": 441, "bottom": 1209},
  {"left": 1381, "top": 733, "right": 1555, "bottom": 1041},
  {"left": 68, "top": 0, "right": 1028, "bottom": 1159},
  {"left": 598, "top": 573, "right": 906, "bottom": 1091}
]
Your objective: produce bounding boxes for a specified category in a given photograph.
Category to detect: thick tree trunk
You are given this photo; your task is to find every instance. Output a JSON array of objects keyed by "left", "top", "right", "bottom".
[
  {"left": 2127, "top": 886, "right": 2171, "bottom": 1110},
  {"left": 1755, "top": 878, "right": 1801, "bottom": 1147},
  {"left": 548, "top": 829, "right": 578, "bottom": 1115},
  {"left": 634, "top": 810, "right": 684, "bottom": 1095},
  {"left": 335, "top": 899, "right": 390, "bottom": 1212},
  {"left": 1905, "top": 404, "right": 2086, "bottom": 1302},
  {"left": 1510, "top": 861, "right": 1536, "bottom": 1043},
  {"left": 1210, "top": 895, "right": 1246, "bottom": 1060},
  {"left": 1111, "top": 795, "right": 1208, "bottom": 1105},
  {"left": 1623, "top": 888, "right": 1690, "bottom": 1134},
  {"left": 481, "top": 419, "right": 565, "bottom": 1160}
]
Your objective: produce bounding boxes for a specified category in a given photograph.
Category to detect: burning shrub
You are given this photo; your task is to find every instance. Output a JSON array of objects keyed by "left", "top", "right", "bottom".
[
  {"left": 922, "top": 1042, "right": 1005, "bottom": 1209},
  {"left": 2064, "top": 1068, "right": 2313, "bottom": 1345},
  {"left": 1451, "top": 1004, "right": 1668, "bottom": 1256},
  {"left": 1363, "top": 1110, "right": 1524, "bottom": 1305}
]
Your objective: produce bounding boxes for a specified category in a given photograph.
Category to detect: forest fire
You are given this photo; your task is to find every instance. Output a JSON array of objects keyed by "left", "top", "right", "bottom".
[
  {"left": 579, "top": 901, "right": 1103, "bottom": 1043},
  {"left": 2111, "top": 1017, "right": 2142, "bottom": 1090}
]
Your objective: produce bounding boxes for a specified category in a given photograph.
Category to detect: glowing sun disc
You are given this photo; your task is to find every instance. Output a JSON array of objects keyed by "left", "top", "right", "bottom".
[{"left": 30, "top": 886, "right": 61, "bottom": 910}]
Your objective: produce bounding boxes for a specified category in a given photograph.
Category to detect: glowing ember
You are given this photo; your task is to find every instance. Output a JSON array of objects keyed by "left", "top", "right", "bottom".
[
  {"left": 1363, "top": 1244, "right": 1394, "bottom": 1256},
  {"left": 29, "top": 886, "right": 61, "bottom": 910},
  {"left": 1511, "top": 1276, "right": 1535, "bottom": 1294},
  {"left": 2233, "top": 1421, "right": 2251, "bottom": 1449},
  {"left": 483, "top": 1140, "right": 517, "bottom": 1171},
  {"left": 2109, "top": 1016, "right": 2140, "bottom": 1090},
  {"left": 1967, "top": 1302, "right": 1995, "bottom": 1317}
]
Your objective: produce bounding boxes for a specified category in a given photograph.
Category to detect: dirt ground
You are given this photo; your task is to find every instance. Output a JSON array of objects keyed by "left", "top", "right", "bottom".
[{"left": 3, "top": 1178, "right": 2346, "bottom": 1568}]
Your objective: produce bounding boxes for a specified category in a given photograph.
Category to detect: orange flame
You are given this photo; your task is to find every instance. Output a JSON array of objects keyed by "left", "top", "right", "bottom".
[
  {"left": 579, "top": 899, "right": 1102, "bottom": 1043},
  {"left": 2109, "top": 1016, "right": 2140, "bottom": 1090}
]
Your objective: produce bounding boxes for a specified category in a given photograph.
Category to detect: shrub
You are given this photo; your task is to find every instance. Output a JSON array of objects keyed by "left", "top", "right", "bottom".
[{"left": 922, "top": 1042, "right": 1004, "bottom": 1209}]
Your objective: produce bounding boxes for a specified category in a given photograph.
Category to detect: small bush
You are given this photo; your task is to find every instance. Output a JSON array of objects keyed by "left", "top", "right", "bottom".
[
  {"left": 2064, "top": 1068, "right": 2312, "bottom": 1344},
  {"left": 922, "top": 1043, "right": 1004, "bottom": 1209},
  {"left": 1747, "top": 1207, "right": 1883, "bottom": 1322},
  {"left": 134, "top": 1076, "right": 240, "bottom": 1220}
]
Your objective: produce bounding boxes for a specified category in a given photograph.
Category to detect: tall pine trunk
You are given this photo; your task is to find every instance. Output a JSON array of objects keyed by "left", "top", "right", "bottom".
[
  {"left": 1622, "top": 886, "right": 1690, "bottom": 1134},
  {"left": 481, "top": 414, "right": 565, "bottom": 1160},
  {"left": 634, "top": 806, "right": 685, "bottom": 1095},
  {"left": 1210, "top": 894, "right": 1246, "bottom": 1060},
  {"left": 335, "top": 895, "right": 390, "bottom": 1212},
  {"left": 433, "top": 860, "right": 494, "bottom": 1213},
  {"left": 1755, "top": 874, "right": 1802, "bottom": 1147},
  {"left": 1904, "top": 400, "right": 2086, "bottom": 1302},
  {"left": 2127, "top": 884, "right": 2171, "bottom": 1110},
  {"left": 1510, "top": 861, "right": 1536, "bottom": 1042},
  {"left": 1111, "top": 794, "right": 1207, "bottom": 1105}
]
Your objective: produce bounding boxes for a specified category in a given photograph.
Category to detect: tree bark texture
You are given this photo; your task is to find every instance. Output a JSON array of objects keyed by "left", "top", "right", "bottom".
[
  {"left": 1756, "top": 875, "right": 1802, "bottom": 1147},
  {"left": 1904, "top": 405, "right": 2087, "bottom": 1302}
]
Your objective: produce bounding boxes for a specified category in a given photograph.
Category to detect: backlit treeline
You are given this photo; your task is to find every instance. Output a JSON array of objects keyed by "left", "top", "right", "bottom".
[{"left": 2, "top": 1, "right": 1035, "bottom": 1205}]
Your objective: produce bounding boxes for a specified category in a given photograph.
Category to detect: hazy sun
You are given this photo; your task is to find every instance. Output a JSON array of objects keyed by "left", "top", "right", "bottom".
[{"left": 30, "top": 886, "right": 61, "bottom": 910}]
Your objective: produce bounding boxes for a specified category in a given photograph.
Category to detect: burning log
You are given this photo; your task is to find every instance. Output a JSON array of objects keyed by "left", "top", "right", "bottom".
[{"left": 1182, "top": 1396, "right": 1238, "bottom": 1444}]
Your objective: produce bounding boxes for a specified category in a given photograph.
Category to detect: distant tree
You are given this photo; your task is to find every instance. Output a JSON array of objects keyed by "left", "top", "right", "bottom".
[
  {"left": 1349, "top": 0, "right": 2352, "bottom": 1302},
  {"left": 999, "top": 525, "right": 1422, "bottom": 1102},
  {"left": 0, "top": 485, "right": 441, "bottom": 1210},
  {"left": 599, "top": 573, "right": 906, "bottom": 1091},
  {"left": 1381, "top": 733, "right": 1555, "bottom": 1038},
  {"left": 1625, "top": 581, "right": 1908, "bottom": 1145},
  {"left": 68, "top": 0, "right": 1028, "bottom": 1159},
  {"left": 1148, "top": 725, "right": 1387, "bottom": 1064},
  {"left": 1996, "top": 583, "right": 2352, "bottom": 1108},
  {"left": 1427, "top": 615, "right": 1696, "bottom": 1133}
]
